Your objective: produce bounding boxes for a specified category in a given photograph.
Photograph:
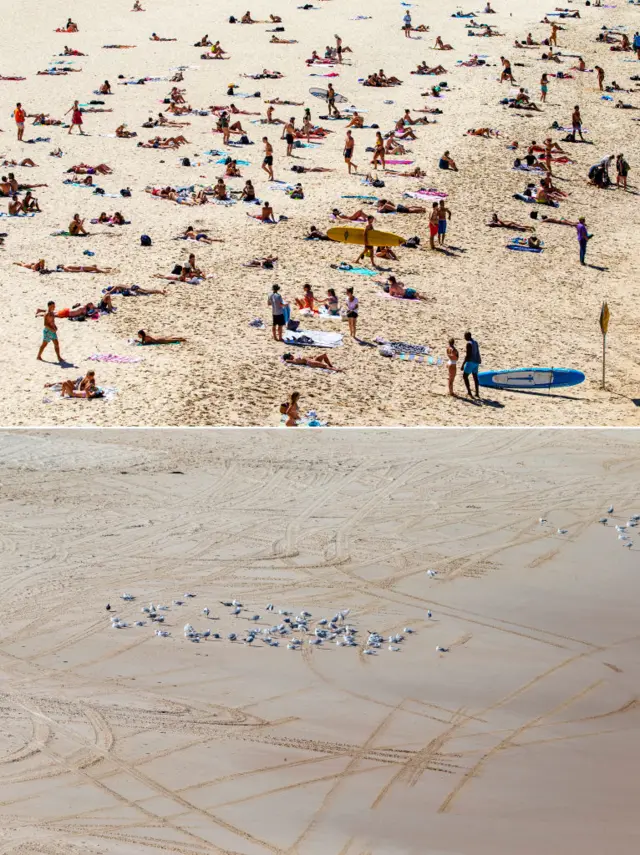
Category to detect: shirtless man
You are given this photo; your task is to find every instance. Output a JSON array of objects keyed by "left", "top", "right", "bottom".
[
  {"left": 500, "top": 56, "right": 515, "bottom": 84},
  {"left": 355, "top": 215, "right": 378, "bottom": 268},
  {"left": 428, "top": 203, "right": 440, "bottom": 250},
  {"left": 344, "top": 130, "right": 357, "bottom": 173},
  {"left": 282, "top": 118, "right": 295, "bottom": 156},
  {"left": 37, "top": 301, "right": 64, "bottom": 362},
  {"left": 262, "top": 137, "right": 274, "bottom": 180},
  {"left": 248, "top": 201, "right": 276, "bottom": 223}
]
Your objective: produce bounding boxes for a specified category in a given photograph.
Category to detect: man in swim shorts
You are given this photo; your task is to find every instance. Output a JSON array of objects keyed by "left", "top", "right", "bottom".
[
  {"left": 262, "top": 137, "right": 274, "bottom": 180},
  {"left": 344, "top": 129, "right": 357, "bottom": 173},
  {"left": 268, "top": 283, "right": 287, "bottom": 341},
  {"left": 437, "top": 199, "right": 451, "bottom": 246},
  {"left": 462, "top": 331, "right": 481, "bottom": 398},
  {"left": 37, "top": 301, "right": 64, "bottom": 362},
  {"left": 14, "top": 102, "right": 25, "bottom": 142}
]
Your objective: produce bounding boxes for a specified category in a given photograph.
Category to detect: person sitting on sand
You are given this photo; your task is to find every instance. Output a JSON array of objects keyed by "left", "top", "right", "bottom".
[
  {"left": 224, "top": 160, "right": 242, "bottom": 178},
  {"left": 376, "top": 245, "right": 398, "bottom": 260},
  {"left": 346, "top": 112, "right": 365, "bottom": 129},
  {"left": 57, "top": 374, "right": 104, "bottom": 399},
  {"left": 245, "top": 255, "right": 278, "bottom": 268},
  {"left": 324, "top": 288, "right": 339, "bottom": 313},
  {"left": 434, "top": 36, "right": 453, "bottom": 50},
  {"left": 115, "top": 124, "right": 137, "bottom": 138},
  {"left": 64, "top": 18, "right": 79, "bottom": 32},
  {"left": 439, "top": 150, "right": 458, "bottom": 171},
  {"left": 132, "top": 0, "right": 145, "bottom": 10},
  {"left": 99, "top": 80, "right": 112, "bottom": 94},
  {"left": 294, "top": 284, "right": 316, "bottom": 311},
  {"left": 283, "top": 352, "right": 343, "bottom": 371},
  {"left": 33, "top": 114, "right": 62, "bottom": 126},
  {"left": 241, "top": 11, "right": 256, "bottom": 23},
  {"left": 213, "top": 178, "right": 229, "bottom": 201},
  {"left": 248, "top": 201, "right": 276, "bottom": 222},
  {"left": 270, "top": 13, "right": 282, "bottom": 22},
  {"left": 137, "top": 330, "right": 186, "bottom": 344},
  {"left": 68, "top": 214, "right": 88, "bottom": 235},
  {"left": 486, "top": 212, "right": 533, "bottom": 231}
]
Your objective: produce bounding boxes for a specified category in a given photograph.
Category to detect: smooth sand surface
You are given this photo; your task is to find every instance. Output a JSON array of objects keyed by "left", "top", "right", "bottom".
[
  {"left": 1, "top": 1, "right": 639, "bottom": 426},
  {"left": 0, "top": 428, "right": 639, "bottom": 854}
]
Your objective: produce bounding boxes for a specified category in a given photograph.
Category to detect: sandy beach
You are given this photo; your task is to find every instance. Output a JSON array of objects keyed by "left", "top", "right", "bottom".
[
  {"left": 0, "top": 0, "right": 639, "bottom": 426},
  {"left": 0, "top": 427, "right": 638, "bottom": 853}
]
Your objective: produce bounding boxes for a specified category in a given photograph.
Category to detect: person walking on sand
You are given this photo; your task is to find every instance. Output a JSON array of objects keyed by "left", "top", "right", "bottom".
[
  {"left": 500, "top": 56, "right": 515, "bottom": 84},
  {"left": 540, "top": 73, "right": 549, "bottom": 103},
  {"left": 14, "top": 102, "right": 26, "bottom": 142},
  {"left": 344, "top": 129, "right": 357, "bottom": 174},
  {"left": 345, "top": 287, "right": 359, "bottom": 338},
  {"left": 429, "top": 203, "right": 439, "bottom": 250},
  {"left": 355, "top": 215, "right": 378, "bottom": 268},
  {"left": 549, "top": 23, "right": 559, "bottom": 47},
  {"left": 576, "top": 217, "right": 592, "bottom": 265},
  {"left": 37, "top": 301, "right": 64, "bottom": 363},
  {"left": 66, "top": 100, "right": 85, "bottom": 135},
  {"left": 462, "top": 331, "right": 481, "bottom": 398},
  {"left": 446, "top": 338, "right": 459, "bottom": 396},
  {"left": 262, "top": 136, "right": 274, "bottom": 180},
  {"left": 268, "top": 284, "right": 287, "bottom": 341},
  {"left": 437, "top": 199, "right": 451, "bottom": 246}
]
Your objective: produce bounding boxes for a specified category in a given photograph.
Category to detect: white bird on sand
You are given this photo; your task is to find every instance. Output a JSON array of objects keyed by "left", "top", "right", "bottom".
[
  {"left": 232, "top": 606, "right": 241, "bottom": 616},
  {"left": 250, "top": 615, "right": 260, "bottom": 621},
  {"left": 202, "top": 629, "right": 211, "bottom": 638},
  {"left": 340, "top": 609, "right": 351, "bottom": 618},
  {"left": 184, "top": 623, "right": 194, "bottom": 634},
  {"left": 184, "top": 592, "right": 196, "bottom": 598},
  {"left": 622, "top": 541, "right": 633, "bottom": 549},
  {"left": 287, "top": 643, "right": 299, "bottom": 649},
  {"left": 173, "top": 600, "right": 184, "bottom": 606},
  {"left": 608, "top": 505, "right": 614, "bottom": 513},
  {"left": 599, "top": 518, "right": 608, "bottom": 525},
  {"left": 228, "top": 633, "right": 237, "bottom": 641},
  {"left": 539, "top": 518, "right": 547, "bottom": 525},
  {"left": 203, "top": 607, "right": 210, "bottom": 617},
  {"left": 557, "top": 529, "right": 568, "bottom": 535},
  {"left": 232, "top": 599, "right": 242, "bottom": 607},
  {"left": 121, "top": 593, "right": 135, "bottom": 601},
  {"left": 134, "top": 621, "right": 145, "bottom": 627},
  {"left": 427, "top": 570, "right": 438, "bottom": 577},
  {"left": 619, "top": 534, "right": 630, "bottom": 541},
  {"left": 266, "top": 604, "right": 274, "bottom": 611},
  {"left": 309, "top": 638, "right": 322, "bottom": 645},
  {"left": 427, "top": 610, "right": 433, "bottom": 619},
  {"left": 436, "top": 646, "right": 449, "bottom": 653},
  {"left": 155, "top": 630, "right": 170, "bottom": 637},
  {"left": 404, "top": 627, "right": 414, "bottom": 633},
  {"left": 363, "top": 649, "right": 375, "bottom": 655},
  {"left": 388, "top": 645, "right": 400, "bottom": 652}
]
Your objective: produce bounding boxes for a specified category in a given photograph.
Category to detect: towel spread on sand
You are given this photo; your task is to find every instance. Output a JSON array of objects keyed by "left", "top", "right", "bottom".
[
  {"left": 87, "top": 353, "right": 143, "bottom": 363},
  {"left": 283, "top": 330, "right": 343, "bottom": 348}
]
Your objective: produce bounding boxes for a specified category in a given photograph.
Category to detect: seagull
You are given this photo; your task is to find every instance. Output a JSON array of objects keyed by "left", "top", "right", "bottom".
[
  {"left": 202, "top": 629, "right": 211, "bottom": 638},
  {"left": 142, "top": 607, "right": 150, "bottom": 613},
  {"left": 436, "top": 646, "right": 449, "bottom": 652},
  {"left": 212, "top": 632, "right": 220, "bottom": 639},
  {"left": 250, "top": 615, "right": 260, "bottom": 622},
  {"left": 388, "top": 645, "right": 400, "bottom": 652},
  {"left": 287, "top": 643, "right": 299, "bottom": 649},
  {"left": 173, "top": 600, "right": 184, "bottom": 606},
  {"left": 134, "top": 621, "right": 145, "bottom": 627},
  {"left": 228, "top": 633, "right": 237, "bottom": 641},
  {"left": 232, "top": 606, "right": 241, "bottom": 616},
  {"left": 266, "top": 604, "right": 274, "bottom": 611},
  {"left": 184, "top": 592, "right": 196, "bottom": 598},
  {"left": 599, "top": 518, "right": 608, "bottom": 525},
  {"left": 608, "top": 505, "right": 614, "bottom": 514},
  {"left": 340, "top": 609, "right": 351, "bottom": 618},
  {"left": 557, "top": 529, "right": 568, "bottom": 535},
  {"left": 404, "top": 627, "right": 414, "bottom": 633},
  {"left": 106, "top": 604, "right": 111, "bottom": 611},
  {"left": 155, "top": 630, "right": 170, "bottom": 637},
  {"left": 427, "top": 570, "right": 437, "bottom": 577},
  {"left": 184, "top": 624, "right": 194, "bottom": 634},
  {"left": 619, "top": 534, "right": 630, "bottom": 541},
  {"left": 203, "top": 607, "right": 210, "bottom": 617},
  {"left": 309, "top": 638, "right": 322, "bottom": 645},
  {"left": 121, "top": 593, "right": 135, "bottom": 601},
  {"left": 539, "top": 518, "right": 547, "bottom": 525},
  {"left": 363, "top": 649, "right": 375, "bottom": 655},
  {"left": 232, "top": 599, "right": 242, "bottom": 607},
  {"left": 623, "top": 541, "right": 633, "bottom": 549},
  {"left": 427, "top": 610, "right": 433, "bottom": 619},
  {"left": 220, "top": 601, "right": 233, "bottom": 607}
]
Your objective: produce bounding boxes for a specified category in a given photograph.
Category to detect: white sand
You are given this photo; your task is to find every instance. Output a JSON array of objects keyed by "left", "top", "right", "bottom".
[
  {"left": 0, "top": 0, "right": 639, "bottom": 426},
  {"left": 0, "top": 427, "right": 639, "bottom": 854}
]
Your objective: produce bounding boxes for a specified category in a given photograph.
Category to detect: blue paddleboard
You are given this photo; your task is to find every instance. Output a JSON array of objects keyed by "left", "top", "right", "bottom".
[{"left": 477, "top": 367, "right": 585, "bottom": 390}]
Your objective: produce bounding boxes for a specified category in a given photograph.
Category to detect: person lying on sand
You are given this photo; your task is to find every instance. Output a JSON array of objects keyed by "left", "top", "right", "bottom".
[
  {"left": 150, "top": 33, "right": 177, "bottom": 41},
  {"left": 2, "top": 157, "right": 38, "bottom": 167},
  {"left": 137, "top": 135, "right": 190, "bottom": 148},
  {"left": 466, "top": 127, "right": 500, "bottom": 137},
  {"left": 54, "top": 374, "right": 104, "bottom": 399},
  {"left": 245, "top": 255, "right": 278, "bottom": 268},
  {"left": 264, "top": 98, "right": 303, "bottom": 106},
  {"left": 37, "top": 303, "right": 101, "bottom": 320},
  {"left": 384, "top": 275, "right": 431, "bottom": 300},
  {"left": 458, "top": 55, "right": 486, "bottom": 66},
  {"left": 383, "top": 166, "right": 426, "bottom": 178},
  {"left": 32, "top": 114, "right": 62, "bottom": 126},
  {"left": 63, "top": 46, "right": 86, "bottom": 56},
  {"left": 377, "top": 199, "right": 425, "bottom": 214},
  {"left": 305, "top": 225, "right": 329, "bottom": 240},
  {"left": 103, "top": 284, "right": 165, "bottom": 299},
  {"left": 67, "top": 163, "right": 112, "bottom": 174},
  {"left": 137, "top": 330, "right": 186, "bottom": 344},
  {"left": 270, "top": 35, "right": 297, "bottom": 44},
  {"left": 331, "top": 208, "right": 369, "bottom": 222},
  {"left": 283, "top": 352, "right": 343, "bottom": 371},
  {"left": 411, "top": 60, "right": 447, "bottom": 74},
  {"left": 486, "top": 212, "right": 533, "bottom": 230},
  {"left": 92, "top": 211, "right": 127, "bottom": 225}
]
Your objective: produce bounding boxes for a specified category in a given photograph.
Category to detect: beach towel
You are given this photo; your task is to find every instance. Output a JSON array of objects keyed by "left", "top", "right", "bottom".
[
  {"left": 215, "top": 157, "right": 250, "bottom": 165},
  {"left": 283, "top": 330, "right": 343, "bottom": 348},
  {"left": 342, "top": 195, "right": 378, "bottom": 200},
  {"left": 385, "top": 159, "right": 414, "bottom": 165},
  {"left": 0, "top": 212, "right": 36, "bottom": 217},
  {"left": 404, "top": 189, "right": 448, "bottom": 199},
  {"left": 87, "top": 353, "right": 143, "bottom": 363},
  {"left": 383, "top": 339, "right": 431, "bottom": 356},
  {"left": 330, "top": 263, "right": 378, "bottom": 277}
]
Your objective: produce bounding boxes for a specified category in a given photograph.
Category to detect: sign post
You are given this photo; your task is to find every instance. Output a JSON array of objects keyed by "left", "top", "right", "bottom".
[{"left": 599, "top": 301, "right": 610, "bottom": 389}]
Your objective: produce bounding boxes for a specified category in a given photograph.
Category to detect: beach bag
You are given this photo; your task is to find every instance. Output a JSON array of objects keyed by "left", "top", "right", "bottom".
[
  {"left": 120, "top": 187, "right": 131, "bottom": 196},
  {"left": 371, "top": 178, "right": 385, "bottom": 188},
  {"left": 141, "top": 234, "right": 152, "bottom": 246},
  {"left": 229, "top": 16, "right": 236, "bottom": 22},
  {"left": 94, "top": 187, "right": 105, "bottom": 195},
  {"left": 240, "top": 134, "right": 250, "bottom": 144},
  {"left": 403, "top": 235, "right": 420, "bottom": 248},
  {"left": 182, "top": 157, "right": 191, "bottom": 166},
  {"left": 286, "top": 319, "right": 300, "bottom": 331},
  {"left": 172, "top": 265, "right": 183, "bottom": 275}
]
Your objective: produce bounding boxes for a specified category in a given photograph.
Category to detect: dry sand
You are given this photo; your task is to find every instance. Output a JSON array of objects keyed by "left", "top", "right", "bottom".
[
  {"left": 0, "top": 0, "right": 639, "bottom": 426},
  {"left": 0, "top": 427, "right": 639, "bottom": 854}
]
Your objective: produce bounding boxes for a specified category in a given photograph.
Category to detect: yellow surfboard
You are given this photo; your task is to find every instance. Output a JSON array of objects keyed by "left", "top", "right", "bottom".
[{"left": 327, "top": 226, "right": 407, "bottom": 248}]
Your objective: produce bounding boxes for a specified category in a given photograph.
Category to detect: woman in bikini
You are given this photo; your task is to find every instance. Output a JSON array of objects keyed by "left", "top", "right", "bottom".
[
  {"left": 371, "top": 132, "right": 386, "bottom": 169},
  {"left": 137, "top": 330, "right": 186, "bottom": 344},
  {"left": 446, "top": 338, "right": 459, "bottom": 396},
  {"left": 283, "top": 353, "right": 343, "bottom": 372}
]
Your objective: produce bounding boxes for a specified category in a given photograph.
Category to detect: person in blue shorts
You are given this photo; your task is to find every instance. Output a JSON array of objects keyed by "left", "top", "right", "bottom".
[
  {"left": 438, "top": 199, "right": 452, "bottom": 245},
  {"left": 462, "top": 331, "right": 481, "bottom": 398}
]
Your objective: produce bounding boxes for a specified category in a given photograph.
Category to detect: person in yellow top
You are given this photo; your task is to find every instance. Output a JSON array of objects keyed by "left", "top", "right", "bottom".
[{"left": 14, "top": 102, "right": 25, "bottom": 141}]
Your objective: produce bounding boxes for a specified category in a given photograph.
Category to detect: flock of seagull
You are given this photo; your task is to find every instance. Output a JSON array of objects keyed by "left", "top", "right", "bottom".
[
  {"left": 105, "top": 596, "right": 442, "bottom": 653},
  {"left": 103, "top": 507, "right": 635, "bottom": 653},
  {"left": 540, "top": 505, "right": 637, "bottom": 548}
]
